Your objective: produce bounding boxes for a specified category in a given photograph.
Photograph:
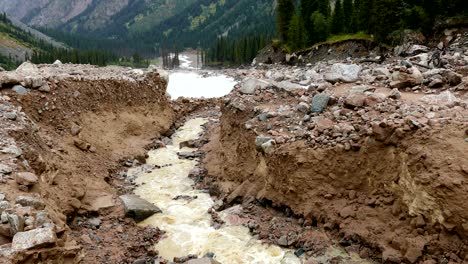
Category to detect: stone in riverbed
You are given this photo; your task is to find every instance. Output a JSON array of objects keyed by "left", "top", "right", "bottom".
[
  {"left": 12, "top": 85, "right": 28, "bottom": 95},
  {"left": 119, "top": 195, "right": 161, "bottom": 222},
  {"left": 5, "top": 112, "right": 17, "bottom": 121},
  {"left": 255, "top": 136, "right": 275, "bottom": 154},
  {"left": 344, "top": 92, "right": 366, "bottom": 108},
  {"left": 15, "top": 195, "right": 45, "bottom": 210},
  {"left": 187, "top": 257, "right": 221, "bottom": 264},
  {"left": 12, "top": 227, "right": 57, "bottom": 251},
  {"left": 240, "top": 78, "right": 269, "bottom": 94},
  {"left": 390, "top": 67, "right": 423, "bottom": 89},
  {"left": 324, "top": 63, "right": 361, "bottom": 83},
  {"left": 7, "top": 214, "right": 24, "bottom": 235},
  {"left": 296, "top": 102, "right": 309, "bottom": 113},
  {"left": 310, "top": 94, "right": 330, "bottom": 113},
  {"left": 15, "top": 172, "right": 38, "bottom": 186}
]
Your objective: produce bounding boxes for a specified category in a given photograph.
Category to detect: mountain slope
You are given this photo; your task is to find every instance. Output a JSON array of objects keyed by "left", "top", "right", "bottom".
[
  {"left": 0, "top": 14, "right": 65, "bottom": 69},
  {"left": 0, "top": 0, "right": 276, "bottom": 51}
]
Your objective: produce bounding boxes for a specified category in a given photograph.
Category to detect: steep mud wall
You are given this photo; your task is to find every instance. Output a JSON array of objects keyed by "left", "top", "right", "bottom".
[
  {"left": 0, "top": 67, "right": 174, "bottom": 263},
  {"left": 204, "top": 103, "right": 468, "bottom": 263}
]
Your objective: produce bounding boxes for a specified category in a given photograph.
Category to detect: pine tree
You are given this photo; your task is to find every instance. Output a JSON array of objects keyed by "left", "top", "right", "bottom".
[
  {"left": 287, "top": 14, "right": 306, "bottom": 51},
  {"left": 331, "top": 0, "right": 345, "bottom": 34},
  {"left": 277, "top": 0, "right": 295, "bottom": 42},
  {"left": 311, "top": 11, "right": 329, "bottom": 43},
  {"left": 343, "top": 0, "right": 354, "bottom": 33},
  {"left": 358, "top": 0, "right": 374, "bottom": 33},
  {"left": 318, "top": 0, "right": 331, "bottom": 17},
  {"left": 372, "top": 0, "right": 402, "bottom": 42}
]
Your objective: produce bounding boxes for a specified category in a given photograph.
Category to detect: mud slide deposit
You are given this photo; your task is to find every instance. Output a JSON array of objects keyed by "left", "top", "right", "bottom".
[
  {"left": 0, "top": 63, "right": 174, "bottom": 263},
  {"left": 203, "top": 81, "right": 468, "bottom": 263}
]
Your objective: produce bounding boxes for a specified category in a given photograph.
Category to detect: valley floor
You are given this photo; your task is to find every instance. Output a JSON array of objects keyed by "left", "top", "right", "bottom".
[{"left": 0, "top": 28, "right": 467, "bottom": 264}]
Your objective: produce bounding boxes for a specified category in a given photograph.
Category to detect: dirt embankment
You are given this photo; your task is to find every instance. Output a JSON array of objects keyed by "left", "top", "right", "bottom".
[
  {"left": 0, "top": 64, "right": 175, "bottom": 263},
  {"left": 203, "top": 85, "right": 468, "bottom": 263}
]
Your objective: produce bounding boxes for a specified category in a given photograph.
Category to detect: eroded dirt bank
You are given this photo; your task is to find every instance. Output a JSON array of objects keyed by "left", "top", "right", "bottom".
[
  {"left": 202, "top": 83, "right": 468, "bottom": 263},
  {"left": 0, "top": 63, "right": 174, "bottom": 263}
]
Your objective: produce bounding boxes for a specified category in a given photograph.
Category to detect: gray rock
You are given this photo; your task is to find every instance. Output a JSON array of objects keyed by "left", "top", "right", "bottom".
[
  {"left": 428, "top": 78, "right": 444, "bottom": 88},
  {"left": 0, "top": 193, "right": 4, "bottom": 201},
  {"left": 310, "top": 94, "right": 330, "bottom": 113},
  {"left": 240, "top": 78, "right": 269, "bottom": 94},
  {"left": 276, "top": 81, "right": 303, "bottom": 91},
  {"left": 187, "top": 257, "right": 221, "bottom": 264},
  {"left": 407, "top": 44, "right": 429, "bottom": 55},
  {"left": 15, "top": 172, "right": 38, "bottom": 186},
  {"left": 278, "top": 235, "right": 288, "bottom": 246},
  {"left": 38, "top": 83, "right": 50, "bottom": 92},
  {"left": 446, "top": 71, "right": 462, "bottom": 86},
  {"left": 7, "top": 214, "right": 24, "bottom": 235},
  {"left": 119, "top": 195, "right": 162, "bottom": 222},
  {"left": 420, "top": 91, "right": 458, "bottom": 107},
  {"left": 12, "top": 227, "right": 57, "bottom": 251},
  {"left": 5, "top": 112, "right": 17, "bottom": 121},
  {"left": 390, "top": 67, "right": 423, "bottom": 89},
  {"left": 230, "top": 101, "right": 246, "bottom": 112},
  {"left": 15, "top": 61, "right": 39, "bottom": 75},
  {"left": 324, "top": 63, "right": 361, "bottom": 83},
  {"left": 351, "top": 85, "right": 374, "bottom": 93},
  {"left": 53, "top": 60, "right": 62, "bottom": 65},
  {"left": 87, "top": 217, "right": 102, "bottom": 227},
  {"left": 0, "top": 201, "right": 10, "bottom": 212},
  {"left": 345, "top": 92, "right": 366, "bottom": 108},
  {"left": 296, "top": 102, "right": 309, "bottom": 113},
  {"left": 12, "top": 85, "right": 28, "bottom": 95},
  {"left": 1, "top": 145, "right": 22, "bottom": 157},
  {"left": 70, "top": 124, "right": 81, "bottom": 136},
  {"left": 15, "top": 196, "right": 45, "bottom": 210},
  {"left": 255, "top": 136, "right": 275, "bottom": 154},
  {"left": 388, "top": 88, "right": 402, "bottom": 99},
  {"left": 261, "top": 140, "right": 275, "bottom": 154},
  {"left": 372, "top": 67, "right": 390, "bottom": 77},
  {"left": 0, "top": 164, "right": 12, "bottom": 175},
  {"left": 401, "top": 60, "right": 413, "bottom": 68},
  {"left": 35, "top": 211, "right": 52, "bottom": 227},
  {"left": 258, "top": 113, "right": 268, "bottom": 121}
]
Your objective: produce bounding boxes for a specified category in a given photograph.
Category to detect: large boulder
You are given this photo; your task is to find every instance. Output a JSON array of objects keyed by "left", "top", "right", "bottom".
[
  {"left": 12, "top": 227, "right": 57, "bottom": 251},
  {"left": 240, "top": 78, "right": 270, "bottom": 94},
  {"left": 420, "top": 91, "right": 458, "bottom": 107},
  {"left": 119, "top": 195, "right": 161, "bottom": 222},
  {"left": 324, "top": 63, "right": 361, "bottom": 83},
  {"left": 276, "top": 80, "right": 303, "bottom": 91},
  {"left": 15, "top": 62, "right": 39, "bottom": 75},
  {"left": 390, "top": 67, "right": 423, "bottom": 89}
]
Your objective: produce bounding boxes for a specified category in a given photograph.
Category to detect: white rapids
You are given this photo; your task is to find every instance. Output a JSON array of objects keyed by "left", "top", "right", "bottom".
[
  {"left": 167, "top": 72, "right": 236, "bottom": 99},
  {"left": 131, "top": 118, "right": 300, "bottom": 264}
]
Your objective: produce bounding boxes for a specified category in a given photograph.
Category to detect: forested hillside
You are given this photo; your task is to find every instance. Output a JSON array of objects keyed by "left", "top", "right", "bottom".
[
  {"left": 0, "top": 14, "right": 119, "bottom": 70},
  {"left": 0, "top": 0, "right": 276, "bottom": 56},
  {"left": 278, "top": 0, "right": 468, "bottom": 52}
]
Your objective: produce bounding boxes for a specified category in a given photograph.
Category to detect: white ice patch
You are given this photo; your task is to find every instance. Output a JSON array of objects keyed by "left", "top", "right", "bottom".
[{"left": 167, "top": 72, "right": 236, "bottom": 99}]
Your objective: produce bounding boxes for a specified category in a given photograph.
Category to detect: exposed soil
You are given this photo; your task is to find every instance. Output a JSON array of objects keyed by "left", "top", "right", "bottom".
[
  {"left": 201, "top": 84, "right": 468, "bottom": 263},
  {"left": 0, "top": 65, "right": 174, "bottom": 263}
]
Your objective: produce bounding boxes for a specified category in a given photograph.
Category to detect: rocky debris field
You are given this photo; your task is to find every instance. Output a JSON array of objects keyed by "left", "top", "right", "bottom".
[
  {"left": 201, "top": 27, "right": 468, "bottom": 263},
  {"left": 0, "top": 63, "right": 175, "bottom": 263},
  {"left": 0, "top": 27, "right": 467, "bottom": 264}
]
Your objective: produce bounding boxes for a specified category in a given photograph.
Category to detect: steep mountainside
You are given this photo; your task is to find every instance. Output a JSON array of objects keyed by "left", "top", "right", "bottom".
[
  {"left": 0, "top": 0, "right": 276, "bottom": 50},
  {"left": 0, "top": 14, "right": 65, "bottom": 69}
]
